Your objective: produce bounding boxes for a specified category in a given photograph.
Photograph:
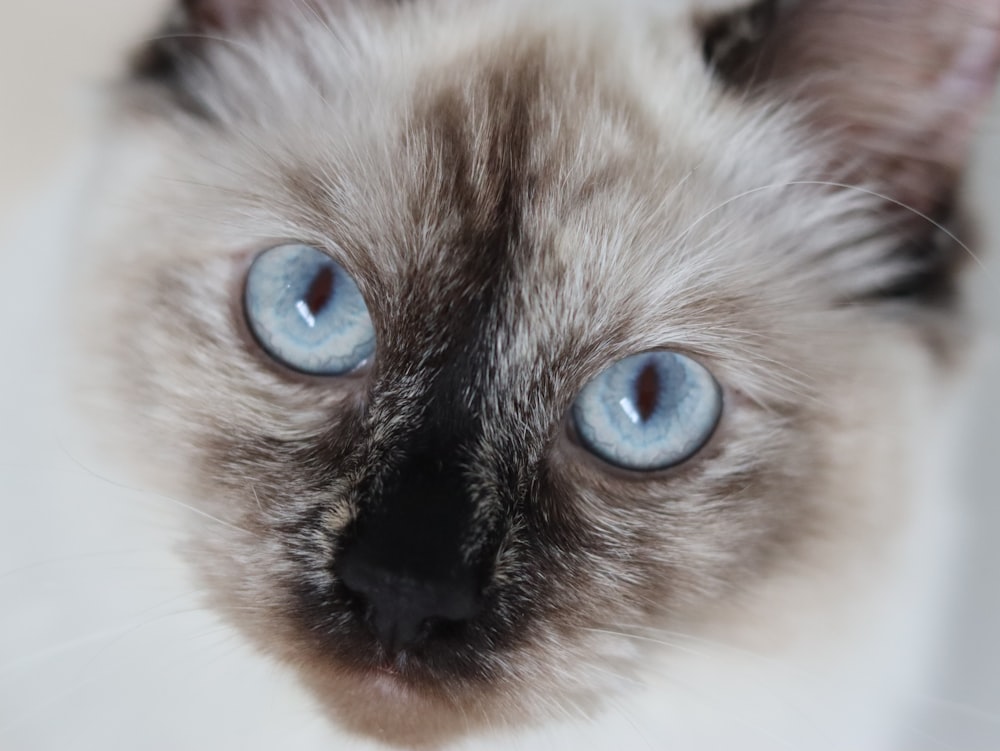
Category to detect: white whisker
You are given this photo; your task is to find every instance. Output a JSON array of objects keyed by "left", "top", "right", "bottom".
[{"left": 53, "top": 435, "right": 255, "bottom": 538}]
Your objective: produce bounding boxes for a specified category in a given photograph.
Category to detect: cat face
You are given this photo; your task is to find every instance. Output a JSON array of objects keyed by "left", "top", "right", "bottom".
[{"left": 77, "top": 0, "right": 999, "bottom": 745}]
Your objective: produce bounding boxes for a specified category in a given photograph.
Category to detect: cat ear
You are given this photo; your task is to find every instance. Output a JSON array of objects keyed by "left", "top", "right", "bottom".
[
  {"left": 128, "top": 0, "right": 274, "bottom": 116},
  {"left": 705, "top": 0, "right": 1000, "bottom": 214}
]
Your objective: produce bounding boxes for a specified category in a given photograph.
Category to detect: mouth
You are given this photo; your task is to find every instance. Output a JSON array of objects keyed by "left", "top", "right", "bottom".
[
  {"left": 366, "top": 651, "right": 418, "bottom": 686},
  {"left": 299, "top": 652, "right": 498, "bottom": 749},
  {"left": 362, "top": 664, "right": 408, "bottom": 701}
]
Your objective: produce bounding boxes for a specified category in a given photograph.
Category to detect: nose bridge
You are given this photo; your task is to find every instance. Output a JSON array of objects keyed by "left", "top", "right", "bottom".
[{"left": 353, "top": 433, "right": 478, "bottom": 577}]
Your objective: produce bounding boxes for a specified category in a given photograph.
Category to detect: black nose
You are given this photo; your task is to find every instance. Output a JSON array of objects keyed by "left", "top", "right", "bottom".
[{"left": 337, "top": 546, "right": 482, "bottom": 653}]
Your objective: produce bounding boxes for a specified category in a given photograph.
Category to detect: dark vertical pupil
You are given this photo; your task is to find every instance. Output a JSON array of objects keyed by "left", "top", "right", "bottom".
[
  {"left": 304, "top": 265, "right": 335, "bottom": 315},
  {"left": 634, "top": 362, "right": 661, "bottom": 422}
]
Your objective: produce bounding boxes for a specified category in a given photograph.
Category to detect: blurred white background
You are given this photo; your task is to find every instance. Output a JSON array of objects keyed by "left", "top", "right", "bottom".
[{"left": 0, "top": 1, "right": 997, "bottom": 749}]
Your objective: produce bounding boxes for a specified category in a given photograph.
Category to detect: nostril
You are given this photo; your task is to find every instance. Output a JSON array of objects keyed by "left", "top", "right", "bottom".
[{"left": 336, "top": 547, "right": 483, "bottom": 654}]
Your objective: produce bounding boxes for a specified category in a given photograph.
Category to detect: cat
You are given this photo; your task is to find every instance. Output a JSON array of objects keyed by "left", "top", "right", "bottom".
[{"left": 5, "top": 0, "right": 999, "bottom": 749}]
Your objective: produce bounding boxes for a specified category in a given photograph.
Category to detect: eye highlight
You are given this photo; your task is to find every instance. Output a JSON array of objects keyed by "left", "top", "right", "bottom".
[
  {"left": 244, "top": 244, "right": 375, "bottom": 375},
  {"left": 572, "top": 352, "right": 722, "bottom": 471}
]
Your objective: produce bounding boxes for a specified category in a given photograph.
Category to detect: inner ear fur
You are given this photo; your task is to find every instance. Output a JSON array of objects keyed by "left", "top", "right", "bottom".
[{"left": 704, "top": 0, "right": 1000, "bottom": 215}]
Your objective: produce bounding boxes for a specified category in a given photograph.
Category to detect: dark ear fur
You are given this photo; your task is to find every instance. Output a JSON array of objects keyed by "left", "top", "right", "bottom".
[
  {"left": 705, "top": 0, "right": 1000, "bottom": 215},
  {"left": 128, "top": 0, "right": 268, "bottom": 116},
  {"left": 701, "top": 0, "right": 781, "bottom": 84},
  {"left": 703, "top": 0, "right": 1000, "bottom": 304},
  {"left": 178, "top": 0, "right": 262, "bottom": 30}
]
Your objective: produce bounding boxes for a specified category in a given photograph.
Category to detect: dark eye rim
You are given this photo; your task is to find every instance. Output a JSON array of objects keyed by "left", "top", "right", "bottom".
[
  {"left": 235, "top": 242, "right": 377, "bottom": 382},
  {"left": 563, "top": 349, "right": 726, "bottom": 477}
]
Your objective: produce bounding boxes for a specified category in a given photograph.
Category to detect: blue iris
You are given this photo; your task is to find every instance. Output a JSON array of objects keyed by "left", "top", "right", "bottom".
[
  {"left": 244, "top": 244, "right": 375, "bottom": 375},
  {"left": 572, "top": 351, "right": 721, "bottom": 471}
]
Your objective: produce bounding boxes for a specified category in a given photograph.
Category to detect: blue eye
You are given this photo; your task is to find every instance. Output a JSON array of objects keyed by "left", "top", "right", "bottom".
[
  {"left": 572, "top": 352, "right": 721, "bottom": 471},
  {"left": 244, "top": 244, "right": 375, "bottom": 375}
]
